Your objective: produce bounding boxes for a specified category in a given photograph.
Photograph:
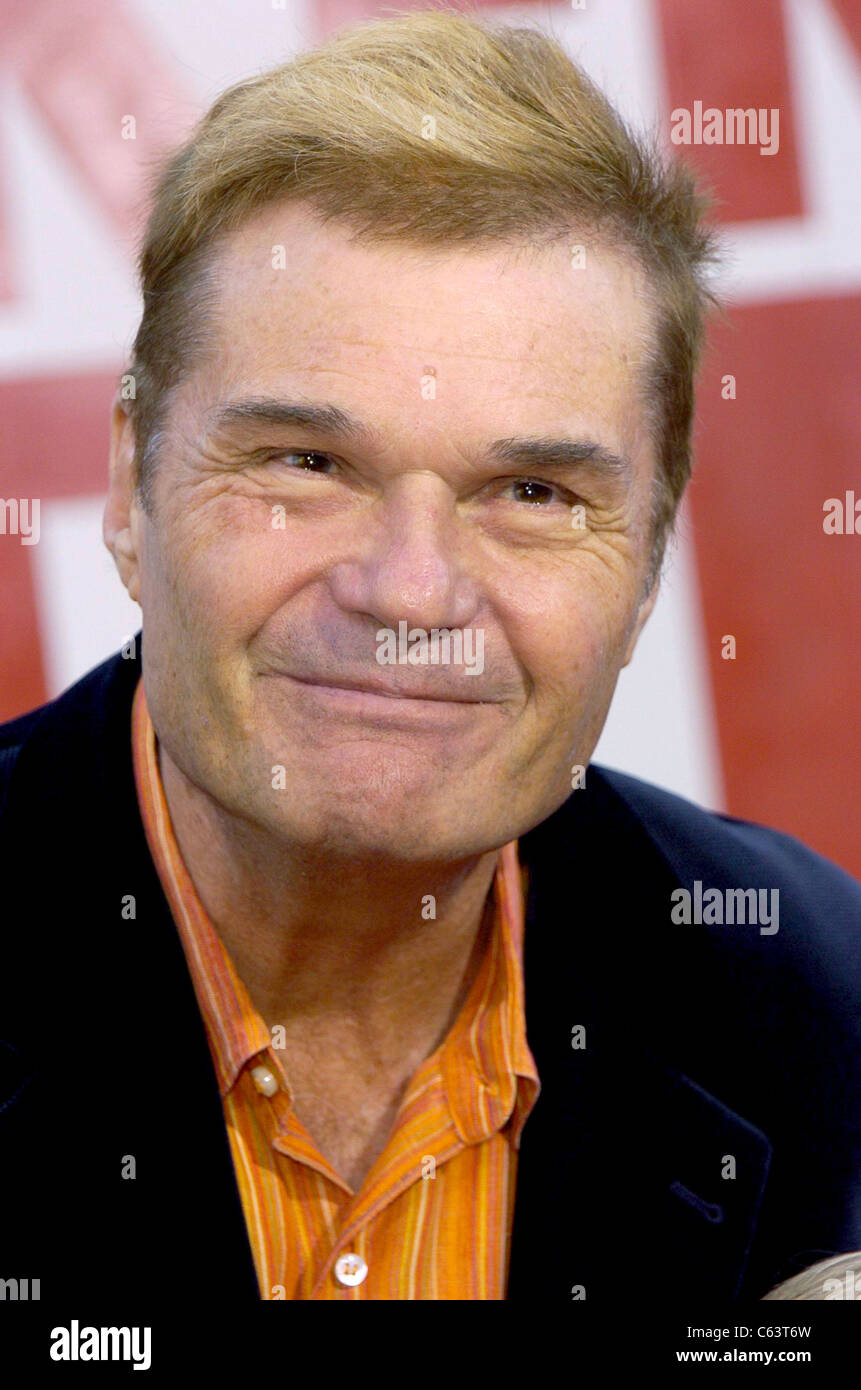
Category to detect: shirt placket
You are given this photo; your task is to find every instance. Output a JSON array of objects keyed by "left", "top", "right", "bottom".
[
  {"left": 246, "top": 1047, "right": 469, "bottom": 1298},
  {"left": 304, "top": 1127, "right": 467, "bottom": 1299}
]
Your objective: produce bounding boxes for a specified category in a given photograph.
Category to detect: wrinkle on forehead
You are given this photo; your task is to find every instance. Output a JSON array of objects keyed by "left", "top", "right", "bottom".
[{"left": 169, "top": 202, "right": 659, "bottom": 498}]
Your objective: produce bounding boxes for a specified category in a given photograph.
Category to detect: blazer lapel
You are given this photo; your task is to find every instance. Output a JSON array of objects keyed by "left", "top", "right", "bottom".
[
  {"left": 0, "top": 641, "right": 260, "bottom": 1302},
  {"left": 508, "top": 768, "right": 772, "bottom": 1300}
]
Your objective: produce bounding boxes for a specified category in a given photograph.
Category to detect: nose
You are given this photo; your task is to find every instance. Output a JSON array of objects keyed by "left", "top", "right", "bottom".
[{"left": 328, "top": 472, "right": 481, "bottom": 633}]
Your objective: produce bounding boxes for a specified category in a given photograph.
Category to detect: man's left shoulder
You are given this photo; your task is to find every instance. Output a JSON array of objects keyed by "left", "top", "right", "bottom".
[{"left": 595, "top": 763, "right": 861, "bottom": 939}]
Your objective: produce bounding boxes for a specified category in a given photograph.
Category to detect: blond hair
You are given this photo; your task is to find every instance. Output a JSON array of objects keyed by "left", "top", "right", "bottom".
[{"left": 127, "top": 6, "right": 721, "bottom": 576}]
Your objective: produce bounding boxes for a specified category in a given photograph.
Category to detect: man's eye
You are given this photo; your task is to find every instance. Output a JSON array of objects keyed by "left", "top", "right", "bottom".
[
  {"left": 507, "top": 478, "right": 563, "bottom": 506},
  {"left": 273, "top": 450, "right": 336, "bottom": 473}
]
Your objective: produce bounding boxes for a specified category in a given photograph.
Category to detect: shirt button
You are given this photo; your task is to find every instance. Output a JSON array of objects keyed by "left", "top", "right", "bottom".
[
  {"left": 334, "top": 1253, "right": 368, "bottom": 1287},
  {"left": 250, "top": 1065, "right": 279, "bottom": 1097}
]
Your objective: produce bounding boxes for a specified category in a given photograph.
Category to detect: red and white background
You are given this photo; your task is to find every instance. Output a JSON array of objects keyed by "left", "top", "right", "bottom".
[{"left": 1, "top": 0, "right": 859, "bottom": 876}]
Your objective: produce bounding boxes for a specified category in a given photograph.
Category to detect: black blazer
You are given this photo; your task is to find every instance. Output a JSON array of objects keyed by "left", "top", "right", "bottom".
[{"left": 1, "top": 636, "right": 860, "bottom": 1304}]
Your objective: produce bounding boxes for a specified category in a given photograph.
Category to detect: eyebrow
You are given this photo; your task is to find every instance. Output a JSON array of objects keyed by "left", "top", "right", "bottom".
[
  {"left": 487, "top": 436, "right": 631, "bottom": 480},
  {"left": 210, "top": 398, "right": 374, "bottom": 443},
  {"left": 209, "top": 397, "right": 632, "bottom": 480}
]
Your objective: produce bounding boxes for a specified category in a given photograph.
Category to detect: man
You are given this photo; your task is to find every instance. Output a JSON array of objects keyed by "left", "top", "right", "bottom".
[{"left": 1, "top": 10, "right": 859, "bottom": 1306}]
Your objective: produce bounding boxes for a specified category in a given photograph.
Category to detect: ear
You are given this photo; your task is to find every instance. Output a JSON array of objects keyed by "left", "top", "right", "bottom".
[
  {"left": 622, "top": 574, "right": 660, "bottom": 668},
  {"left": 103, "top": 392, "right": 143, "bottom": 605}
]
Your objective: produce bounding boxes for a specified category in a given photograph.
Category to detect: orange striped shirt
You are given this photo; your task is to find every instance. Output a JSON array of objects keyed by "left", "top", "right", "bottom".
[{"left": 131, "top": 677, "right": 539, "bottom": 1299}]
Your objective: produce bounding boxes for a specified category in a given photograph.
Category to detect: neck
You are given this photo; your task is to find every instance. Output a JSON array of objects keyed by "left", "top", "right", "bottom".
[{"left": 158, "top": 744, "right": 501, "bottom": 1051}]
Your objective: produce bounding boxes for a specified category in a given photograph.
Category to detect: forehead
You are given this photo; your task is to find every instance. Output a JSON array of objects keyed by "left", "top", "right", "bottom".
[{"left": 195, "top": 201, "right": 655, "bottom": 457}]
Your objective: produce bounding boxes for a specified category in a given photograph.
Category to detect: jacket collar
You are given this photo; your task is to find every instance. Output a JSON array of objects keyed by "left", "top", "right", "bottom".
[
  {"left": 0, "top": 636, "right": 261, "bottom": 1299},
  {"left": 508, "top": 768, "right": 772, "bottom": 1299}
]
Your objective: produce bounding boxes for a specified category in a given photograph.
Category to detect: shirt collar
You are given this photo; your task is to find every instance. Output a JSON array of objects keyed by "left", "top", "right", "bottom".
[{"left": 132, "top": 677, "right": 268, "bottom": 1096}]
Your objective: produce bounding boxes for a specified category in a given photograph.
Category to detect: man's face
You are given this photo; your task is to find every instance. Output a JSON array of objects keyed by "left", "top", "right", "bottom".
[{"left": 108, "top": 202, "right": 660, "bottom": 862}]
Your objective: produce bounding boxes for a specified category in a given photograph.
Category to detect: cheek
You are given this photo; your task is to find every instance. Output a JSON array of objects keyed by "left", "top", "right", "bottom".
[
  {"left": 515, "top": 571, "right": 630, "bottom": 709},
  {"left": 155, "top": 504, "right": 301, "bottom": 639},
  {"left": 540, "top": 620, "right": 617, "bottom": 713}
]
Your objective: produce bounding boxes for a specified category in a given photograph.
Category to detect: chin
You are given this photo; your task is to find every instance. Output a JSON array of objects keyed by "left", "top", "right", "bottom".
[
  {"left": 274, "top": 746, "right": 457, "bottom": 805},
  {"left": 266, "top": 793, "right": 492, "bottom": 864}
]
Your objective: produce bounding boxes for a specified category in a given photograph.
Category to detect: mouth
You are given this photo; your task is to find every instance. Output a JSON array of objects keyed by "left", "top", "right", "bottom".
[
  {"left": 263, "top": 671, "right": 499, "bottom": 727},
  {"left": 286, "top": 674, "right": 490, "bottom": 704}
]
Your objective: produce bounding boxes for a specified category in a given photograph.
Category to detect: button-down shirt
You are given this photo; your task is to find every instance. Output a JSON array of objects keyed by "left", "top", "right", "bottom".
[{"left": 131, "top": 677, "right": 539, "bottom": 1298}]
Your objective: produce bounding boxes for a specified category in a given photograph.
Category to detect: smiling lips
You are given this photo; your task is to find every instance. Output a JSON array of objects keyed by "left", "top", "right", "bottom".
[{"left": 286, "top": 673, "right": 491, "bottom": 704}]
